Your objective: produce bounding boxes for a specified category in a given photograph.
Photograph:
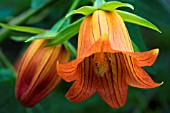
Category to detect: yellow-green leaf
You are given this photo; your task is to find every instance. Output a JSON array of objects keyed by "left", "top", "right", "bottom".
[
  {"left": 66, "top": 6, "right": 97, "bottom": 17},
  {"left": 116, "top": 10, "right": 161, "bottom": 33},
  {"left": 0, "top": 23, "right": 45, "bottom": 34},
  {"left": 11, "top": 36, "right": 30, "bottom": 42},
  {"left": 99, "top": 1, "right": 134, "bottom": 11},
  {"left": 66, "top": 1, "right": 134, "bottom": 17},
  {"left": 45, "top": 18, "right": 84, "bottom": 47},
  {"left": 25, "top": 31, "right": 57, "bottom": 42}
]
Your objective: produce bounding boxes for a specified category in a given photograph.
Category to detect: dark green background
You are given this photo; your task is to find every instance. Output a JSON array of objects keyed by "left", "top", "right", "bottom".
[{"left": 0, "top": 0, "right": 169, "bottom": 113}]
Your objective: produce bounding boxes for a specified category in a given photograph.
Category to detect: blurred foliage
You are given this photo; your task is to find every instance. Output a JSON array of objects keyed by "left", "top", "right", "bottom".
[{"left": 0, "top": 0, "right": 170, "bottom": 113}]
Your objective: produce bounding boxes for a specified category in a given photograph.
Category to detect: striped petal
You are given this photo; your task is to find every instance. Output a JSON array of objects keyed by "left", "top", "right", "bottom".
[
  {"left": 127, "top": 49, "right": 159, "bottom": 67},
  {"left": 121, "top": 54, "right": 161, "bottom": 88},
  {"left": 97, "top": 53, "right": 128, "bottom": 108},
  {"left": 106, "top": 11, "right": 133, "bottom": 52},
  {"left": 57, "top": 58, "right": 84, "bottom": 82},
  {"left": 65, "top": 57, "right": 97, "bottom": 102},
  {"left": 77, "top": 10, "right": 134, "bottom": 58},
  {"left": 77, "top": 16, "right": 95, "bottom": 58}
]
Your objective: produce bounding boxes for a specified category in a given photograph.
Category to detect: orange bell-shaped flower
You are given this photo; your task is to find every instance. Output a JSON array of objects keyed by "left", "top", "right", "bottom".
[
  {"left": 57, "top": 10, "right": 161, "bottom": 108},
  {"left": 15, "top": 39, "right": 70, "bottom": 107}
]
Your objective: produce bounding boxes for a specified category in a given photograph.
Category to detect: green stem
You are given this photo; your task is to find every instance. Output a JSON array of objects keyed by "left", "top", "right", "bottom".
[
  {"left": 0, "top": 50, "right": 16, "bottom": 78},
  {"left": 51, "top": 0, "right": 81, "bottom": 32},
  {"left": 0, "top": 0, "right": 55, "bottom": 42},
  {"left": 68, "top": 0, "right": 81, "bottom": 13}
]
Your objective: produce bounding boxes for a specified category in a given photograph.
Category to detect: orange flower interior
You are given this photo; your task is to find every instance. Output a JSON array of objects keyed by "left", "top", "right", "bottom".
[{"left": 57, "top": 10, "right": 161, "bottom": 108}]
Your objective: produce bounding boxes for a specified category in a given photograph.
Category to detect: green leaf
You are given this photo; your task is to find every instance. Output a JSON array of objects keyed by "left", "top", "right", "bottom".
[
  {"left": 0, "top": 0, "right": 54, "bottom": 42},
  {"left": 11, "top": 36, "right": 30, "bottom": 42},
  {"left": 63, "top": 41, "right": 77, "bottom": 59},
  {"left": 98, "top": 1, "right": 134, "bottom": 11},
  {"left": 46, "top": 18, "right": 84, "bottom": 47},
  {"left": 66, "top": 1, "right": 134, "bottom": 17},
  {"left": 66, "top": 6, "right": 97, "bottom": 17},
  {"left": 0, "top": 23, "right": 45, "bottom": 34},
  {"left": 116, "top": 10, "right": 161, "bottom": 33},
  {"left": 26, "top": 0, "right": 78, "bottom": 42},
  {"left": 26, "top": 17, "right": 71, "bottom": 42},
  {"left": 25, "top": 31, "right": 57, "bottom": 42}
]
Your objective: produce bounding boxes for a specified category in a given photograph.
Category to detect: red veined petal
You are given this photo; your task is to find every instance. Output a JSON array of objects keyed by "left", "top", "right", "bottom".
[
  {"left": 97, "top": 53, "right": 128, "bottom": 108},
  {"left": 105, "top": 11, "right": 133, "bottom": 52},
  {"left": 122, "top": 54, "right": 161, "bottom": 88},
  {"left": 65, "top": 56, "right": 97, "bottom": 102},
  {"left": 128, "top": 49, "right": 159, "bottom": 67},
  {"left": 57, "top": 58, "right": 84, "bottom": 82},
  {"left": 77, "top": 16, "right": 95, "bottom": 58}
]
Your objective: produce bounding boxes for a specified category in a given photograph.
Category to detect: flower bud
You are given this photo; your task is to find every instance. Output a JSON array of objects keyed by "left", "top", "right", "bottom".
[{"left": 15, "top": 39, "right": 70, "bottom": 107}]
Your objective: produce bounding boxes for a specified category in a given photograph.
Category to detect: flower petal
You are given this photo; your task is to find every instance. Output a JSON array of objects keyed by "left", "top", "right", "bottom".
[
  {"left": 97, "top": 53, "right": 128, "bottom": 108},
  {"left": 122, "top": 54, "right": 161, "bottom": 88},
  {"left": 77, "top": 16, "right": 95, "bottom": 58},
  {"left": 105, "top": 11, "right": 133, "bottom": 52},
  {"left": 65, "top": 57, "right": 97, "bottom": 102},
  {"left": 57, "top": 58, "right": 84, "bottom": 82},
  {"left": 128, "top": 49, "right": 159, "bottom": 67}
]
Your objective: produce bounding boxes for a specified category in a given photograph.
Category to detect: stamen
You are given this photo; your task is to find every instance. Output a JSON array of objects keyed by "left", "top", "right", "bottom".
[{"left": 92, "top": 53, "right": 110, "bottom": 77}]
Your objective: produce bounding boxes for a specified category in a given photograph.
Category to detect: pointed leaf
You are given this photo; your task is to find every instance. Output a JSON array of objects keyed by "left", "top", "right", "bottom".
[
  {"left": 99, "top": 1, "right": 134, "bottom": 11},
  {"left": 26, "top": 17, "right": 71, "bottom": 42},
  {"left": 63, "top": 41, "right": 77, "bottom": 58},
  {"left": 11, "top": 36, "right": 30, "bottom": 42},
  {"left": 0, "top": 23, "right": 45, "bottom": 34},
  {"left": 66, "top": 1, "right": 134, "bottom": 17},
  {"left": 25, "top": 31, "right": 57, "bottom": 42},
  {"left": 66, "top": 6, "right": 97, "bottom": 17},
  {"left": 46, "top": 18, "right": 84, "bottom": 47},
  {"left": 116, "top": 10, "right": 161, "bottom": 33}
]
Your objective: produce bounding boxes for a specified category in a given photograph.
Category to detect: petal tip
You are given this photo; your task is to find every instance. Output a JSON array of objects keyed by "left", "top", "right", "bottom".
[
  {"left": 159, "top": 81, "right": 164, "bottom": 86},
  {"left": 153, "top": 48, "right": 159, "bottom": 55},
  {"left": 153, "top": 81, "right": 164, "bottom": 88}
]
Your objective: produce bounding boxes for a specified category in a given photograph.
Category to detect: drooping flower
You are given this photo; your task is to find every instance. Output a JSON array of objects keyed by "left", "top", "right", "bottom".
[
  {"left": 15, "top": 39, "right": 70, "bottom": 107},
  {"left": 57, "top": 10, "right": 162, "bottom": 108}
]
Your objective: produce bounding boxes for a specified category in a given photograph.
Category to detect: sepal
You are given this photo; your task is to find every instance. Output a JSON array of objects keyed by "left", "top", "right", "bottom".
[{"left": 66, "top": 1, "right": 134, "bottom": 17}]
